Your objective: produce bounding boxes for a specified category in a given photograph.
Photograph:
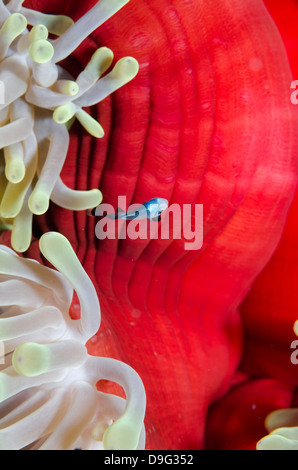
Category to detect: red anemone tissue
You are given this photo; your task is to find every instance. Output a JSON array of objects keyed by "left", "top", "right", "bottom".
[
  {"left": 206, "top": 0, "right": 298, "bottom": 451},
  {"left": 3, "top": 0, "right": 297, "bottom": 450}
]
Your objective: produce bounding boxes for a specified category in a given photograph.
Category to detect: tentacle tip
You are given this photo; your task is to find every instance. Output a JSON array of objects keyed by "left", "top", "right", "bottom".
[
  {"left": 39, "top": 231, "right": 70, "bottom": 259},
  {"left": 102, "top": 420, "right": 141, "bottom": 451},
  {"left": 294, "top": 320, "right": 298, "bottom": 336},
  {"left": 68, "top": 83, "right": 79, "bottom": 96},
  {"left": 5, "top": 164, "right": 26, "bottom": 184},
  {"left": 51, "top": 16, "right": 74, "bottom": 36},
  {"left": 29, "top": 39, "right": 54, "bottom": 64},
  {"left": 39, "top": 230, "right": 63, "bottom": 243},
  {"left": 256, "top": 437, "right": 266, "bottom": 450},
  {"left": 28, "top": 192, "right": 50, "bottom": 216},
  {"left": 92, "top": 127, "right": 105, "bottom": 139},
  {"left": 29, "top": 24, "right": 49, "bottom": 42},
  {"left": 75, "top": 109, "right": 104, "bottom": 138},
  {"left": 11, "top": 236, "right": 31, "bottom": 253},
  {"left": 116, "top": 56, "right": 139, "bottom": 80},
  {"left": 2, "top": 13, "right": 27, "bottom": 37},
  {"left": 87, "top": 189, "right": 103, "bottom": 208},
  {"left": 12, "top": 343, "right": 50, "bottom": 377},
  {"left": 0, "top": 208, "right": 19, "bottom": 220},
  {"left": 53, "top": 103, "right": 76, "bottom": 124}
]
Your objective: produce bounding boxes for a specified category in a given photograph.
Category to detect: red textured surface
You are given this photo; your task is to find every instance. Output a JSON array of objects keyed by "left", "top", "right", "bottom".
[
  {"left": 10, "top": 0, "right": 298, "bottom": 449},
  {"left": 240, "top": 0, "right": 298, "bottom": 386},
  {"left": 206, "top": 378, "right": 294, "bottom": 450},
  {"left": 206, "top": 0, "right": 298, "bottom": 449}
]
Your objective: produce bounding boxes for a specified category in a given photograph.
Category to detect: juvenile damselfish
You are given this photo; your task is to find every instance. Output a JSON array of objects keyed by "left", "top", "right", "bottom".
[{"left": 90, "top": 197, "right": 169, "bottom": 222}]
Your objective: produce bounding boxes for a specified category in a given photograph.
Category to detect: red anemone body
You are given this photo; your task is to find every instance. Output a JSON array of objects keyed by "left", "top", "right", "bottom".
[{"left": 2, "top": 0, "right": 296, "bottom": 449}]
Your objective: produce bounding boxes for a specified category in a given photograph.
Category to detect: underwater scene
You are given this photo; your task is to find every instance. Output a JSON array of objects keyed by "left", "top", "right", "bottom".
[{"left": 0, "top": 0, "right": 297, "bottom": 451}]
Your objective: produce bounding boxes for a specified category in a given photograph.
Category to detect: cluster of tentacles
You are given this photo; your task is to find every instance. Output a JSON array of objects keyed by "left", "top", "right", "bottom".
[
  {"left": 0, "top": 0, "right": 297, "bottom": 452},
  {"left": 0, "top": 0, "right": 146, "bottom": 451},
  {"left": 0, "top": 231, "right": 146, "bottom": 450},
  {"left": 0, "top": 0, "right": 138, "bottom": 253},
  {"left": 255, "top": 319, "right": 298, "bottom": 450},
  {"left": 257, "top": 407, "right": 298, "bottom": 449}
]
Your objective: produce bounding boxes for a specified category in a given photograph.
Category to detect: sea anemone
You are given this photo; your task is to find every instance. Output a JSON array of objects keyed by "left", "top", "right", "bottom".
[
  {"left": 0, "top": 231, "right": 146, "bottom": 450},
  {"left": 253, "top": 319, "right": 298, "bottom": 450},
  {"left": 0, "top": 0, "right": 297, "bottom": 451},
  {"left": 257, "top": 407, "right": 298, "bottom": 450},
  {"left": 0, "top": 0, "right": 138, "bottom": 253},
  {"left": 11, "top": 0, "right": 296, "bottom": 451},
  {"left": 204, "top": 0, "right": 298, "bottom": 450}
]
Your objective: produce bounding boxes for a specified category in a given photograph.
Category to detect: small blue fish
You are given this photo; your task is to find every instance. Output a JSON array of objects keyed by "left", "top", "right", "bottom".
[{"left": 90, "top": 197, "right": 168, "bottom": 222}]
